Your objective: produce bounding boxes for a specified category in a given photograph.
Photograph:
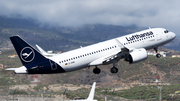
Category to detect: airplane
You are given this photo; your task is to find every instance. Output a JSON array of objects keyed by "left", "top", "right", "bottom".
[
  {"left": 6, "top": 28, "right": 176, "bottom": 74},
  {"left": 66, "top": 82, "right": 97, "bottom": 101}
]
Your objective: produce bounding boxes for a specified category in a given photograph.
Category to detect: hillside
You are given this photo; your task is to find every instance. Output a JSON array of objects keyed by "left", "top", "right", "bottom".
[
  {"left": 0, "top": 25, "right": 138, "bottom": 51},
  {"left": 0, "top": 16, "right": 179, "bottom": 52},
  {"left": 0, "top": 49, "right": 180, "bottom": 100},
  {"left": 1, "top": 16, "right": 180, "bottom": 100},
  {"left": 1, "top": 49, "right": 180, "bottom": 86},
  {"left": 0, "top": 15, "right": 179, "bottom": 86}
]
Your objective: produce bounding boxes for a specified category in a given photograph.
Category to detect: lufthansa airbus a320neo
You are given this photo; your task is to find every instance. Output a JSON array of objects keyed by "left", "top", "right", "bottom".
[{"left": 6, "top": 28, "right": 176, "bottom": 74}]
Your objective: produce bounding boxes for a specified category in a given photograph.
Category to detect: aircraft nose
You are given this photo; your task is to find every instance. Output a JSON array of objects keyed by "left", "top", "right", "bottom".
[{"left": 170, "top": 32, "right": 176, "bottom": 39}]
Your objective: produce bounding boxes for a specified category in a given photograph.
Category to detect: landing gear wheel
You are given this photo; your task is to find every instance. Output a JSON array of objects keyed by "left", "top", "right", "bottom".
[
  {"left": 110, "top": 67, "right": 118, "bottom": 73},
  {"left": 93, "top": 67, "right": 101, "bottom": 74},
  {"left": 156, "top": 53, "right": 161, "bottom": 58}
]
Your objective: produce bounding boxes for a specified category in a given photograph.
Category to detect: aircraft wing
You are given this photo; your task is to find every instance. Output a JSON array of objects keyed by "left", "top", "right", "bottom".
[
  {"left": 36, "top": 45, "right": 57, "bottom": 57},
  {"left": 36, "top": 45, "right": 47, "bottom": 54},
  {"left": 89, "top": 39, "right": 129, "bottom": 66}
]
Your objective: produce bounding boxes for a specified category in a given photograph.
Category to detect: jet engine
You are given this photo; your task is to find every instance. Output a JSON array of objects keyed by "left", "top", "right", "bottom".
[{"left": 125, "top": 48, "right": 147, "bottom": 64}]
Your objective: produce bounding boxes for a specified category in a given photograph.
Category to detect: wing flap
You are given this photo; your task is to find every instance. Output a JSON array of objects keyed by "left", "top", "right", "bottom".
[{"left": 89, "top": 51, "right": 120, "bottom": 66}]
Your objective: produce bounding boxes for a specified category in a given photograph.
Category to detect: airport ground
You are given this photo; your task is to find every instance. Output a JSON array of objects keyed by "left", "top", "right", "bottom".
[
  {"left": 0, "top": 82, "right": 180, "bottom": 101},
  {"left": 0, "top": 83, "right": 137, "bottom": 101}
]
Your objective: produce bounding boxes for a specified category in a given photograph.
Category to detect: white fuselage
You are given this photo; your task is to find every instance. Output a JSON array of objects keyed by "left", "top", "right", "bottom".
[{"left": 48, "top": 28, "right": 175, "bottom": 72}]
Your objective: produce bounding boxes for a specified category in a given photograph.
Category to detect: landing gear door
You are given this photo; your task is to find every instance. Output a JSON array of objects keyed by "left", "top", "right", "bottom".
[{"left": 49, "top": 60, "right": 57, "bottom": 70}]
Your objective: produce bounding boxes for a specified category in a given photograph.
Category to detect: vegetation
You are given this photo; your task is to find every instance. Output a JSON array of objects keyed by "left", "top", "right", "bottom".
[
  {"left": 112, "top": 84, "right": 180, "bottom": 100},
  {"left": 9, "top": 90, "right": 28, "bottom": 95},
  {"left": 0, "top": 16, "right": 180, "bottom": 100}
]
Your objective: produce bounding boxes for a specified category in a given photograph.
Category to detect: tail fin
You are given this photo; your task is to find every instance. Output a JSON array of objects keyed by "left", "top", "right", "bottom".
[
  {"left": 10, "top": 36, "right": 47, "bottom": 67},
  {"left": 87, "top": 82, "right": 96, "bottom": 100}
]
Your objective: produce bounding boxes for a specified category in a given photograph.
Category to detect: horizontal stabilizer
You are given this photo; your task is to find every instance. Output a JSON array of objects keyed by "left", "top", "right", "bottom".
[
  {"left": 6, "top": 66, "right": 27, "bottom": 74},
  {"left": 5, "top": 68, "right": 18, "bottom": 70}
]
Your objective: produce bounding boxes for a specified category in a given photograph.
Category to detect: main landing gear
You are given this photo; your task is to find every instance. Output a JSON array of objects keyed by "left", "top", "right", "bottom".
[
  {"left": 93, "top": 66, "right": 118, "bottom": 74},
  {"left": 93, "top": 60, "right": 119, "bottom": 74},
  {"left": 93, "top": 66, "right": 101, "bottom": 74},
  {"left": 111, "top": 60, "right": 118, "bottom": 73},
  {"left": 110, "top": 67, "right": 118, "bottom": 73},
  {"left": 154, "top": 47, "right": 161, "bottom": 58}
]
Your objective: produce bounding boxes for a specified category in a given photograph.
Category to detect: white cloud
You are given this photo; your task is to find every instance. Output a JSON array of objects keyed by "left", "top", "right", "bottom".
[{"left": 0, "top": 0, "right": 180, "bottom": 34}]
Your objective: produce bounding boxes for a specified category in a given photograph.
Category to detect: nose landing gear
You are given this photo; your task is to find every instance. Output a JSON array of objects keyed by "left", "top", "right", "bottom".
[{"left": 154, "top": 47, "right": 161, "bottom": 58}]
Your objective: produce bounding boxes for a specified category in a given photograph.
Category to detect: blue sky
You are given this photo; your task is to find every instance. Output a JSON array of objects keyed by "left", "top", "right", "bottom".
[{"left": 0, "top": 0, "right": 180, "bottom": 35}]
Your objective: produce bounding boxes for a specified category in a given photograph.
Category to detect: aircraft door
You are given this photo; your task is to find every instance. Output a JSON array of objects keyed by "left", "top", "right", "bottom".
[
  {"left": 156, "top": 30, "right": 162, "bottom": 41},
  {"left": 49, "top": 60, "right": 57, "bottom": 70}
]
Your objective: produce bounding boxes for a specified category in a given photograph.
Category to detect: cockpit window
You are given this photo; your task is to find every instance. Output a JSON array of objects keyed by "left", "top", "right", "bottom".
[{"left": 164, "top": 30, "right": 169, "bottom": 33}]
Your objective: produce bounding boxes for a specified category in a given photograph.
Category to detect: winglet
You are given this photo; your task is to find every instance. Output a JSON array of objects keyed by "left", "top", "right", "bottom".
[
  {"left": 36, "top": 45, "right": 47, "bottom": 54},
  {"left": 115, "top": 39, "right": 129, "bottom": 52},
  {"left": 87, "top": 82, "right": 96, "bottom": 100}
]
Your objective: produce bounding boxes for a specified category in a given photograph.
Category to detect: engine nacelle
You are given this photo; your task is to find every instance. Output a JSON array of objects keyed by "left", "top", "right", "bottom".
[{"left": 125, "top": 48, "right": 147, "bottom": 64}]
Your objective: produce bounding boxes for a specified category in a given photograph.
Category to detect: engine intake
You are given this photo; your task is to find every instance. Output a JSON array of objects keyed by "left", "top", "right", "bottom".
[{"left": 125, "top": 48, "right": 147, "bottom": 64}]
